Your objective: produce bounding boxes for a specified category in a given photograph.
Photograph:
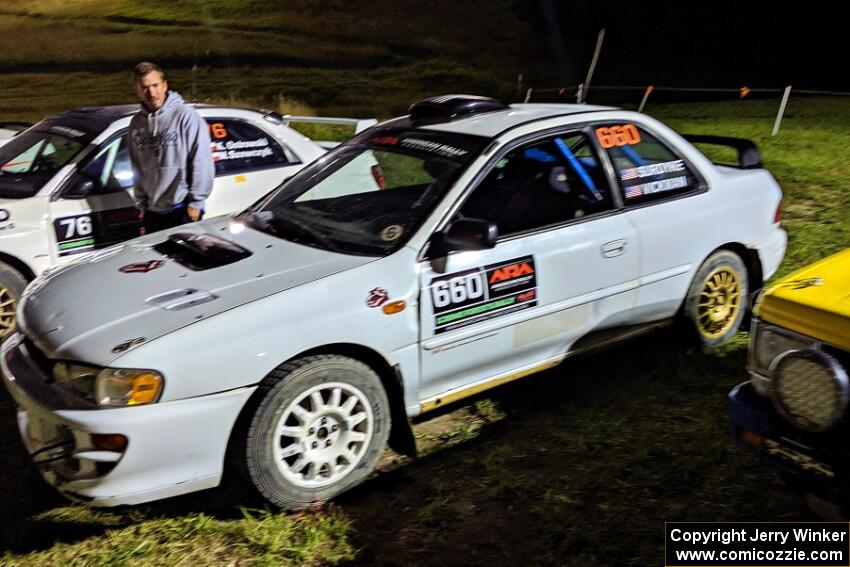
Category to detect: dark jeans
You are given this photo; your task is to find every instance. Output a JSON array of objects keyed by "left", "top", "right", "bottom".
[{"left": 143, "top": 206, "right": 202, "bottom": 235}]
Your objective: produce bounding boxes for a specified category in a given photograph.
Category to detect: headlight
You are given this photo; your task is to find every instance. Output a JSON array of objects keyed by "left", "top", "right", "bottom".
[
  {"left": 771, "top": 349, "right": 849, "bottom": 432},
  {"left": 749, "top": 321, "right": 818, "bottom": 376},
  {"left": 53, "top": 362, "right": 163, "bottom": 407}
]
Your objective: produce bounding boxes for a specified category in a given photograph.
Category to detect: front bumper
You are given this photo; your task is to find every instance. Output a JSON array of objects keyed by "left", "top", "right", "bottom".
[
  {"left": 729, "top": 381, "right": 850, "bottom": 504},
  {"left": 1, "top": 333, "right": 256, "bottom": 506}
]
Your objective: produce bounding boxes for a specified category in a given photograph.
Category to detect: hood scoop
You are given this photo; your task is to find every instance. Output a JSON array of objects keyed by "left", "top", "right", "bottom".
[
  {"left": 145, "top": 288, "right": 219, "bottom": 311},
  {"left": 153, "top": 232, "right": 252, "bottom": 271}
]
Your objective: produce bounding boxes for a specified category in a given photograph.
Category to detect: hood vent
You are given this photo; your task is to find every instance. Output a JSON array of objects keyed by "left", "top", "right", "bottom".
[
  {"left": 146, "top": 288, "right": 219, "bottom": 311},
  {"left": 153, "top": 232, "right": 252, "bottom": 271}
]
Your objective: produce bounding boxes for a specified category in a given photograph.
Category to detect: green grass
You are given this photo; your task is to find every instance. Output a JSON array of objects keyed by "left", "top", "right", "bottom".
[
  {"left": 1, "top": 4, "right": 850, "bottom": 563},
  {"left": 0, "top": 0, "right": 528, "bottom": 120},
  {"left": 2, "top": 95, "right": 849, "bottom": 564},
  {"left": 2, "top": 508, "right": 355, "bottom": 566}
]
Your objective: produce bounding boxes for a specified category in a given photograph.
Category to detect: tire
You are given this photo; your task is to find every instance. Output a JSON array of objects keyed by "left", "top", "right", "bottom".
[
  {"left": 0, "top": 262, "right": 27, "bottom": 340},
  {"left": 684, "top": 250, "right": 748, "bottom": 349},
  {"left": 238, "top": 355, "right": 390, "bottom": 509}
]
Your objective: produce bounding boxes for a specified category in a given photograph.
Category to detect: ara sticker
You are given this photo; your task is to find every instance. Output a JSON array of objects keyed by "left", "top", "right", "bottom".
[
  {"left": 380, "top": 224, "right": 404, "bottom": 242},
  {"left": 119, "top": 260, "right": 165, "bottom": 274},
  {"left": 366, "top": 287, "right": 390, "bottom": 308},
  {"left": 429, "top": 255, "right": 537, "bottom": 334}
]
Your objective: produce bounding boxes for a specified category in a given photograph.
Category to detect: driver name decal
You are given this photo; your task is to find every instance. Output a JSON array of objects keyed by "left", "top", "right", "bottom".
[{"left": 430, "top": 255, "right": 537, "bottom": 334}]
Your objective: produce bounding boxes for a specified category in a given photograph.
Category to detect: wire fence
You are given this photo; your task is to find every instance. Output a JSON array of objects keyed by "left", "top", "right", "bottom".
[{"left": 517, "top": 81, "right": 850, "bottom": 135}]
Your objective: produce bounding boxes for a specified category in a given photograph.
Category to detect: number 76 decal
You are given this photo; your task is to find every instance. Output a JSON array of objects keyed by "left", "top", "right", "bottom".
[
  {"left": 57, "top": 215, "right": 93, "bottom": 239},
  {"left": 53, "top": 213, "right": 97, "bottom": 257}
]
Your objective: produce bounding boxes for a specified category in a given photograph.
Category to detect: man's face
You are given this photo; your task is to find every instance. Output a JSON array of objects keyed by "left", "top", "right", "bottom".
[{"left": 134, "top": 71, "right": 168, "bottom": 111}]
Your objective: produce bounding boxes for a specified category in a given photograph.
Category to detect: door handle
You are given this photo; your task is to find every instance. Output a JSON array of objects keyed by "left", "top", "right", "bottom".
[{"left": 601, "top": 239, "right": 628, "bottom": 258}]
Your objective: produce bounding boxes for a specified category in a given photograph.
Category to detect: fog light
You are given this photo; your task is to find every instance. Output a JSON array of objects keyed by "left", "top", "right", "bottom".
[
  {"left": 771, "top": 349, "right": 849, "bottom": 432},
  {"left": 91, "top": 434, "right": 128, "bottom": 452}
]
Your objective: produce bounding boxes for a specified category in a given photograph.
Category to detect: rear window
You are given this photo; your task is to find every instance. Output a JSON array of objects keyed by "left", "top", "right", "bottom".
[
  {"left": 207, "top": 119, "right": 294, "bottom": 176},
  {"left": 596, "top": 123, "right": 699, "bottom": 205}
]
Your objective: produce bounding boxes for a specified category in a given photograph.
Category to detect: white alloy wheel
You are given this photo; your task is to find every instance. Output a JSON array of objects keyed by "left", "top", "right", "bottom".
[
  {"left": 272, "top": 381, "right": 375, "bottom": 489},
  {"left": 238, "top": 355, "right": 390, "bottom": 509}
]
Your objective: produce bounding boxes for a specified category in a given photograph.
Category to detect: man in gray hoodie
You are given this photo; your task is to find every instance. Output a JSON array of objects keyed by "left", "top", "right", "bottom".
[{"left": 127, "top": 62, "right": 214, "bottom": 234}]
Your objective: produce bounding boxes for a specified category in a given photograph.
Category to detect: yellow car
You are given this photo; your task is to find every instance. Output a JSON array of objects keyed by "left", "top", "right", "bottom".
[{"left": 730, "top": 248, "right": 850, "bottom": 513}]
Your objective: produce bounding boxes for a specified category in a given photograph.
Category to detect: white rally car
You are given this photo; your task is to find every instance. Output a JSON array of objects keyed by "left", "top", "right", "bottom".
[
  {"left": 1, "top": 95, "right": 787, "bottom": 509},
  {"left": 0, "top": 106, "right": 375, "bottom": 337}
]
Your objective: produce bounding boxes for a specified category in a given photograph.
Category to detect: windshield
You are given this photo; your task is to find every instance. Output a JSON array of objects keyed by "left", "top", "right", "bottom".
[
  {"left": 238, "top": 128, "right": 488, "bottom": 256},
  {"left": 0, "top": 127, "right": 88, "bottom": 199}
]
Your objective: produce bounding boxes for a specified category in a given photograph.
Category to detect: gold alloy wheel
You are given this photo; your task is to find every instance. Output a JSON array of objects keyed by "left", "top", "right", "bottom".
[
  {"left": 696, "top": 266, "right": 742, "bottom": 339},
  {"left": 0, "top": 285, "right": 16, "bottom": 339}
]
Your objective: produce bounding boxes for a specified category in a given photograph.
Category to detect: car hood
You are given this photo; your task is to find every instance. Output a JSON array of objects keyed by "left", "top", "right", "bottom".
[
  {"left": 18, "top": 216, "right": 375, "bottom": 363},
  {"left": 756, "top": 248, "right": 850, "bottom": 351}
]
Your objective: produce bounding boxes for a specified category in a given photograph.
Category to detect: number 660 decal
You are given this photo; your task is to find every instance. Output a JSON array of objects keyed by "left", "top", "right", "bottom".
[
  {"left": 430, "top": 272, "right": 485, "bottom": 308},
  {"left": 595, "top": 124, "right": 641, "bottom": 149},
  {"left": 429, "top": 256, "right": 538, "bottom": 334}
]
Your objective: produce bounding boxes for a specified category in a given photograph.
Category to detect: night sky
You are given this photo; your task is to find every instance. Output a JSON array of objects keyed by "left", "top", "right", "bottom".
[{"left": 532, "top": 1, "right": 848, "bottom": 93}]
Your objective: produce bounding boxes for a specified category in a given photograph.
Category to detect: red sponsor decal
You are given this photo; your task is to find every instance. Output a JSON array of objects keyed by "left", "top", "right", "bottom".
[
  {"left": 517, "top": 290, "right": 536, "bottom": 302},
  {"left": 366, "top": 287, "right": 390, "bottom": 308},
  {"left": 489, "top": 262, "right": 535, "bottom": 284},
  {"left": 371, "top": 136, "right": 398, "bottom": 146},
  {"left": 119, "top": 260, "right": 165, "bottom": 274}
]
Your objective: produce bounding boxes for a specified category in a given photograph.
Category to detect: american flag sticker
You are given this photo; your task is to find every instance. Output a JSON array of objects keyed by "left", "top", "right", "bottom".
[
  {"left": 620, "top": 167, "right": 640, "bottom": 180},
  {"left": 624, "top": 185, "right": 644, "bottom": 199}
]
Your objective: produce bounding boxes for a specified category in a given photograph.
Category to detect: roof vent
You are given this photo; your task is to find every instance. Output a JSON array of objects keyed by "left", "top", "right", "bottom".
[{"left": 409, "top": 95, "right": 509, "bottom": 125}]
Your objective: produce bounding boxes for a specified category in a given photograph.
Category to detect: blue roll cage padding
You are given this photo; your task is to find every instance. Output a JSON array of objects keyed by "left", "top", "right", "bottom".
[
  {"left": 522, "top": 147, "right": 557, "bottom": 162},
  {"left": 554, "top": 137, "right": 603, "bottom": 201},
  {"left": 621, "top": 144, "right": 647, "bottom": 167}
]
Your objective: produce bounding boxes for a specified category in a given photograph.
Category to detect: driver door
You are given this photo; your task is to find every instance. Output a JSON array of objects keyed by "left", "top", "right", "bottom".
[
  {"left": 418, "top": 129, "right": 639, "bottom": 406},
  {"left": 47, "top": 135, "right": 141, "bottom": 262}
]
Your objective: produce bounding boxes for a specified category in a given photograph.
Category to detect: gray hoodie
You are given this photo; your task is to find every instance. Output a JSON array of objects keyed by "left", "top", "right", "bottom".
[{"left": 127, "top": 91, "right": 214, "bottom": 212}]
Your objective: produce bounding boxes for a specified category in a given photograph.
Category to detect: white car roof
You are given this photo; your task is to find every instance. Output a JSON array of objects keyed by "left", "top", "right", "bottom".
[{"left": 419, "top": 102, "right": 615, "bottom": 138}]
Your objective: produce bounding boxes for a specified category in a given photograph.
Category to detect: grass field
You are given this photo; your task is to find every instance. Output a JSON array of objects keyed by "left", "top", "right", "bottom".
[
  {"left": 1, "top": 96, "right": 848, "bottom": 566},
  {"left": 0, "top": 0, "right": 528, "bottom": 120},
  {"left": 2, "top": 3, "right": 850, "bottom": 565}
]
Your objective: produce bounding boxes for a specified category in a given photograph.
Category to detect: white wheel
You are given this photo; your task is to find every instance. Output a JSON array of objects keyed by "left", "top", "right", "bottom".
[
  {"left": 271, "top": 381, "right": 375, "bottom": 489},
  {"left": 237, "top": 355, "right": 390, "bottom": 509}
]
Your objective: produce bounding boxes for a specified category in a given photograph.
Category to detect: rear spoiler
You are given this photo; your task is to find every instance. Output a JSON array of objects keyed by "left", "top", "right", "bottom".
[
  {"left": 682, "top": 134, "right": 762, "bottom": 169},
  {"left": 281, "top": 115, "right": 378, "bottom": 149}
]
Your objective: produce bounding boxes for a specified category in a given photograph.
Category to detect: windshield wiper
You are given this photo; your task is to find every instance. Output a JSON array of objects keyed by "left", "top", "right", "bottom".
[{"left": 239, "top": 210, "right": 275, "bottom": 233}]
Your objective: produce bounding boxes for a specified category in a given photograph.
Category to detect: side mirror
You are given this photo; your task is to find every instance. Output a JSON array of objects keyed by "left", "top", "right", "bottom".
[
  {"left": 63, "top": 175, "right": 98, "bottom": 199},
  {"left": 430, "top": 217, "right": 497, "bottom": 258}
]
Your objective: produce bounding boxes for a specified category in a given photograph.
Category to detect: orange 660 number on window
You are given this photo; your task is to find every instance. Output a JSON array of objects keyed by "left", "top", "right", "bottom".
[{"left": 595, "top": 124, "right": 641, "bottom": 148}]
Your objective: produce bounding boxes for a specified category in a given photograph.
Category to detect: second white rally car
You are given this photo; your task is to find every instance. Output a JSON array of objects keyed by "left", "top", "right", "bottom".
[
  {"left": 2, "top": 95, "right": 787, "bottom": 508},
  {"left": 0, "top": 105, "right": 374, "bottom": 337}
]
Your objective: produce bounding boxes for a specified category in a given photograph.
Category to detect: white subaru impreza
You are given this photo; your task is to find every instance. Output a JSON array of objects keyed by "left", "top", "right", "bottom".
[{"left": 1, "top": 95, "right": 786, "bottom": 508}]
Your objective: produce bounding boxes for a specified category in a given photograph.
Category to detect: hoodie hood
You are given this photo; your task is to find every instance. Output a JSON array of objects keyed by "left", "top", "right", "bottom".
[
  {"left": 18, "top": 216, "right": 375, "bottom": 363},
  {"left": 139, "top": 90, "right": 184, "bottom": 119}
]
